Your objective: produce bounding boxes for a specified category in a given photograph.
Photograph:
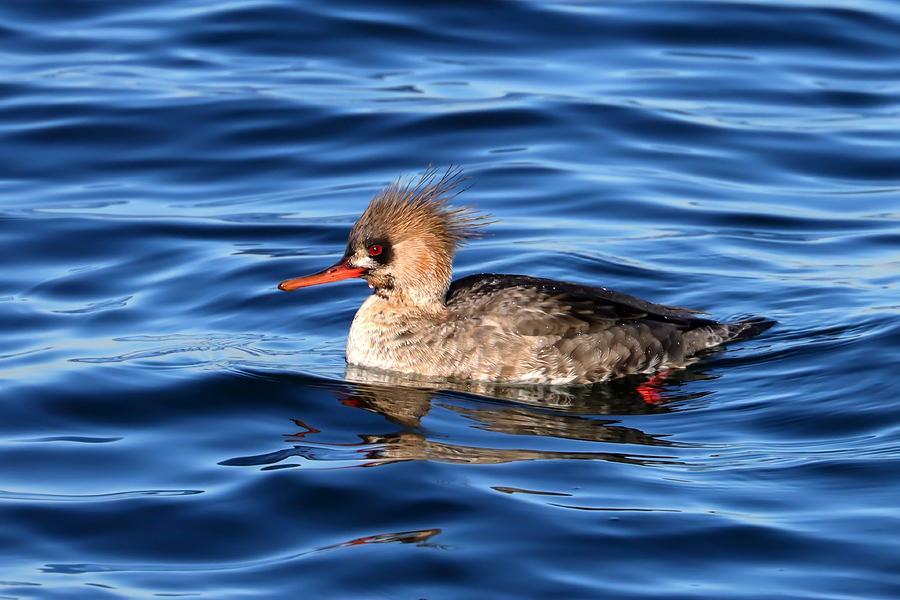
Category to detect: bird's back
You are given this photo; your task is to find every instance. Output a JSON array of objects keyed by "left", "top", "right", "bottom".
[{"left": 440, "top": 274, "right": 766, "bottom": 383}]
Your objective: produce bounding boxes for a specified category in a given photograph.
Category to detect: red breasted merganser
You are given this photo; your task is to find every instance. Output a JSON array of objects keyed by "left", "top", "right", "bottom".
[{"left": 278, "top": 169, "right": 774, "bottom": 385}]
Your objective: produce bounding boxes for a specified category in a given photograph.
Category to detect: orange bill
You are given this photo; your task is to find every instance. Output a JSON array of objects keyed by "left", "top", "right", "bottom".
[{"left": 278, "top": 259, "right": 366, "bottom": 291}]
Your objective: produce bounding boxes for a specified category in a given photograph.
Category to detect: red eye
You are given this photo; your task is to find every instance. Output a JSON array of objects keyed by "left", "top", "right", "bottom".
[{"left": 367, "top": 244, "right": 383, "bottom": 257}]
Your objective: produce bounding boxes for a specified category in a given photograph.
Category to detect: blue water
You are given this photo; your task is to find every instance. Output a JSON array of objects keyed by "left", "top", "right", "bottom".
[{"left": 2, "top": 1, "right": 900, "bottom": 597}]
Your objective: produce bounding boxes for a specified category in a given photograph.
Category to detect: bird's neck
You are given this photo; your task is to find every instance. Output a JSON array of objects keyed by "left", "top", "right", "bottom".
[{"left": 372, "top": 283, "right": 449, "bottom": 316}]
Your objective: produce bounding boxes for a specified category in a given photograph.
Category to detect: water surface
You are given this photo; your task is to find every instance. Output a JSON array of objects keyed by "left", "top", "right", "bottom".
[{"left": 2, "top": 1, "right": 900, "bottom": 598}]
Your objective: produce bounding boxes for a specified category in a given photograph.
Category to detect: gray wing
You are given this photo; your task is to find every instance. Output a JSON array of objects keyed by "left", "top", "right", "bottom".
[
  {"left": 446, "top": 274, "right": 717, "bottom": 332},
  {"left": 445, "top": 274, "right": 723, "bottom": 381}
]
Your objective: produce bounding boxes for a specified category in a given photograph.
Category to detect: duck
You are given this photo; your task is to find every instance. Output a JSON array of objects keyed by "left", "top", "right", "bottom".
[{"left": 278, "top": 168, "right": 774, "bottom": 385}]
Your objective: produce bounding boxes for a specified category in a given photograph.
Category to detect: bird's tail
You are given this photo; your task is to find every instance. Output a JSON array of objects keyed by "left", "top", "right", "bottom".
[
  {"left": 682, "top": 315, "right": 777, "bottom": 355},
  {"left": 722, "top": 316, "right": 777, "bottom": 343}
]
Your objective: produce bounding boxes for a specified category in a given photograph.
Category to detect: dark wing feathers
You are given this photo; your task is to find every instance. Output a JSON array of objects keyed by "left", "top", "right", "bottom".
[{"left": 446, "top": 274, "right": 718, "bottom": 334}]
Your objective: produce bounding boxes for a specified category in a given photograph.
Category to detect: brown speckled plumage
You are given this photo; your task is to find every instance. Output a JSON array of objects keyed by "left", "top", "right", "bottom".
[{"left": 279, "top": 168, "right": 774, "bottom": 384}]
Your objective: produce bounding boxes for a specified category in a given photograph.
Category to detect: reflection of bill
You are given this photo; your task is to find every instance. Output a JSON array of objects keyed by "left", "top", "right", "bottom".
[{"left": 339, "top": 528, "right": 441, "bottom": 548}]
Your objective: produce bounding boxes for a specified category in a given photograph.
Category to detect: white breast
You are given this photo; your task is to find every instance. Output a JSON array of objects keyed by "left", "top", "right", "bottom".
[{"left": 346, "top": 296, "right": 382, "bottom": 366}]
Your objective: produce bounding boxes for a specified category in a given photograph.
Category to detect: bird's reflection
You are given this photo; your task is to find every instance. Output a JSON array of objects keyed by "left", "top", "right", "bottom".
[
  {"left": 223, "top": 366, "right": 712, "bottom": 470},
  {"left": 342, "top": 364, "right": 711, "bottom": 428}
]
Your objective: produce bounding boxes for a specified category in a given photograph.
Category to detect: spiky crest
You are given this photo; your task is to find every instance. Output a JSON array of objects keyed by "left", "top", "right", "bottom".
[{"left": 349, "top": 166, "right": 492, "bottom": 250}]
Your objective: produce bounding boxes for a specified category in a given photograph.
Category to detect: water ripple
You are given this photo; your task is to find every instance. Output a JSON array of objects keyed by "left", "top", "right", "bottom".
[
  {"left": 0, "top": 490, "right": 202, "bottom": 503},
  {"left": 41, "top": 529, "right": 442, "bottom": 575}
]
